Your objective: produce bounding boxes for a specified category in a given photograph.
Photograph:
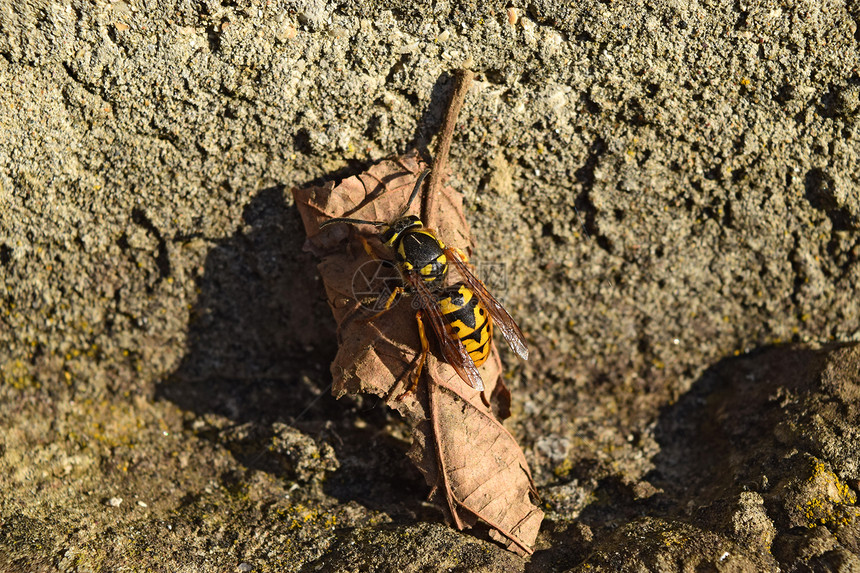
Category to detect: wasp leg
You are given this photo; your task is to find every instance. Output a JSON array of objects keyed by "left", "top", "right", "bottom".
[
  {"left": 450, "top": 245, "right": 471, "bottom": 264},
  {"left": 448, "top": 246, "right": 486, "bottom": 282},
  {"left": 358, "top": 234, "right": 392, "bottom": 260},
  {"left": 360, "top": 285, "right": 405, "bottom": 323},
  {"left": 354, "top": 235, "right": 406, "bottom": 322},
  {"left": 397, "top": 310, "right": 429, "bottom": 400}
]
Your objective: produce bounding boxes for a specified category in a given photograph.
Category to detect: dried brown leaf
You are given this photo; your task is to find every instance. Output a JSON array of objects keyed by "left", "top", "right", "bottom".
[{"left": 292, "top": 151, "right": 543, "bottom": 554}]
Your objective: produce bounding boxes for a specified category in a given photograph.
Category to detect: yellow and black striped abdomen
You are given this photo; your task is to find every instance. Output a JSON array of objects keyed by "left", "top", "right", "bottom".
[{"left": 437, "top": 284, "right": 493, "bottom": 367}]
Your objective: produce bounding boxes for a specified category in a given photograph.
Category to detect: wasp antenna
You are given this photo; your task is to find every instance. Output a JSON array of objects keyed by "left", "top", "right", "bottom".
[
  {"left": 398, "top": 169, "right": 431, "bottom": 218},
  {"left": 319, "top": 217, "right": 385, "bottom": 229}
]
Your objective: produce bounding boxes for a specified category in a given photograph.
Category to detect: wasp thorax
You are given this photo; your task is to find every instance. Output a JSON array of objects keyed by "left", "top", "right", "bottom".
[{"left": 396, "top": 229, "right": 448, "bottom": 290}]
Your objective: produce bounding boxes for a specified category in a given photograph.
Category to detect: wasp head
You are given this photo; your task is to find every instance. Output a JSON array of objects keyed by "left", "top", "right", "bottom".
[{"left": 380, "top": 215, "right": 423, "bottom": 247}]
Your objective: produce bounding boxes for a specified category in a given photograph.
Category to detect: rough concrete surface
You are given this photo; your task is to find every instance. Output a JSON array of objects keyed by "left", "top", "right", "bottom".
[{"left": 1, "top": 0, "right": 859, "bottom": 571}]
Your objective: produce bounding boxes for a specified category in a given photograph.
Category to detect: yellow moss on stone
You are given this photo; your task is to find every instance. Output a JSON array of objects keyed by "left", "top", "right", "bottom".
[
  {"left": 553, "top": 457, "right": 574, "bottom": 478},
  {"left": 798, "top": 460, "right": 858, "bottom": 529}
]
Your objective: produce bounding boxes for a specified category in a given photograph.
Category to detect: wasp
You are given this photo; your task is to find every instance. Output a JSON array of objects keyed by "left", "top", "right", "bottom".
[{"left": 319, "top": 170, "right": 529, "bottom": 393}]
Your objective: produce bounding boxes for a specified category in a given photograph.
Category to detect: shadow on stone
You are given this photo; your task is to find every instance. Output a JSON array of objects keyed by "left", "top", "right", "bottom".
[
  {"left": 156, "top": 186, "right": 334, "bottom": 426},
  {"left": 155, "top": 183, "right": 435, "bottom": 522}
]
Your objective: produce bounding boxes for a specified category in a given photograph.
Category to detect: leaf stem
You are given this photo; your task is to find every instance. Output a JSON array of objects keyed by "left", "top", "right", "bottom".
[{"left": 423, "top": 69, "right": 474, "bottom": 228}]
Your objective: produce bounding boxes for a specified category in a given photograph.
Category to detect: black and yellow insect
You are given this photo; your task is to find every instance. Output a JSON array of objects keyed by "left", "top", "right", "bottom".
[{"left": 320, "top": 170, "right": 528, "bottom": 392}]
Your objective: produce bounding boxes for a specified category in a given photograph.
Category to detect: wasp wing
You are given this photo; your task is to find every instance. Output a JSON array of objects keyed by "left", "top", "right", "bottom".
[
  {"left": 403, "top": 272, "right": 485, "bottom": 392},
  {"left": 445, "top": 248, "right": 529, "bottom": 361}
]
